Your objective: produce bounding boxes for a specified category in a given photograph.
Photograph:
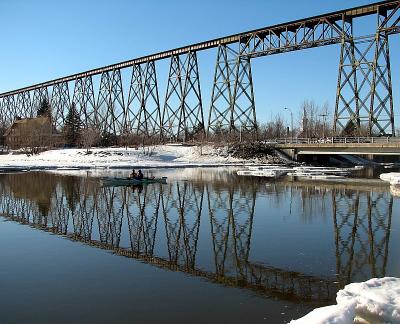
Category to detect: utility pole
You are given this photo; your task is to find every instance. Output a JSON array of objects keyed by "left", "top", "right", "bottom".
[{"left": 285, "top": 107, "right": 293, "bottom": 141}]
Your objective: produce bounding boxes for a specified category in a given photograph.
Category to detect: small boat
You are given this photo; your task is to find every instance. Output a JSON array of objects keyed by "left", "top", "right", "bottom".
[{"left": 101, "top": 176, "right": 167, "bottom": 186}]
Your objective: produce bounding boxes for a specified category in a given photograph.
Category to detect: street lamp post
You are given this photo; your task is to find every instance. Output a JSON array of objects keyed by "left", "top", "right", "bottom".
[{"left": 285, "top": 107, "right": 293, "bottom": 142}]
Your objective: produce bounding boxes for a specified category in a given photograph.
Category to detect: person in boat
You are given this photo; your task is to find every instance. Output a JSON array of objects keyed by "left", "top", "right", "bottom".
[
  {"left": 129, "top": 169, "right": 137, "bottom": 179},
  {"left": 136, "top": 169, "right": 144, "bottom": 180}
]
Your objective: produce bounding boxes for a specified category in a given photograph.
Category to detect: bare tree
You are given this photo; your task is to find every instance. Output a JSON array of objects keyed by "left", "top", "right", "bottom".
[
  {"left": 299, "top": 100, "right": 333, "bottom": 138},
  {"left": 259, "top": 114, "right": 287, "bottom": 139},
  {"left": 20, "top": 120, "right": 52, "bottom": 155},
  {"left": 81, "top": 127, "right": 101, "bottom": 153}
]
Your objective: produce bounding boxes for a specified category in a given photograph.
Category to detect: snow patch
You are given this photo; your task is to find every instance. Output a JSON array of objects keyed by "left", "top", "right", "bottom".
[
  {"left": 380, "top": 172, "right": 400, "bottom": 183},
  {"left": 290, "top": 277, "right": 400, "bottom": 324},
  {"left": 289, "top": 304, "right": 355, "bottom": 324},
  {"left": 0, "top": 145, "right": 247, "bottom": 169}
]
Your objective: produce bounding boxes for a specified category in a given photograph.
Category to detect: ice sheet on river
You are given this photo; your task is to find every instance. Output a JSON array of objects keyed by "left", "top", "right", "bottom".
[{"left": 290, "top": 277, "right": 400, "bottom": 324}]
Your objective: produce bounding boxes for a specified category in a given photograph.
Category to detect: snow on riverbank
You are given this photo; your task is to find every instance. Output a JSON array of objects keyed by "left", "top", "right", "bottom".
[
  {"left": 290, "top": 277, "right": 400, "bottom": 324},
  {"left": 0, "top": 145, "right": 248, "bottom": 169}
]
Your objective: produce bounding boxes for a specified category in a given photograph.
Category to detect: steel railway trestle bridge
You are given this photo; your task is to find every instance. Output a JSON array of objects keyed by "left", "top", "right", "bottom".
[{"left": 1, "top": 1, "right": 400, "bottom": 140}]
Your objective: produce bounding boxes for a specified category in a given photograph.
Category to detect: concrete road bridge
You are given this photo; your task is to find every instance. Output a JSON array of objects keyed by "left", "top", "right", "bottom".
[{"left": 273, "top": 136, "right": 400, "bottom": 162}]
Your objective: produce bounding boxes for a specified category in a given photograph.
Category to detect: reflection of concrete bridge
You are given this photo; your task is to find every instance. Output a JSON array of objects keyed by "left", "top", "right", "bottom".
[
  {"left": 0, "top": 173, "right": 393, "bottom": 303},
  {"left": 278, "top": 178, "right": 388, "bottom": 193}
]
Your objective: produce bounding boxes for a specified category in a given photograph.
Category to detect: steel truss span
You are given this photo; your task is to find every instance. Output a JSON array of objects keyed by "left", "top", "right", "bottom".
[{"left": 0, "top": 0, "right": 399, "bottom": 138}]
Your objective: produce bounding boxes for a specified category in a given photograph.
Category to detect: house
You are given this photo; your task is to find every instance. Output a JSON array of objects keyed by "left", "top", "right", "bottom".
[{"left": 4, "top": 116, "right": 55, "bottom": 149}]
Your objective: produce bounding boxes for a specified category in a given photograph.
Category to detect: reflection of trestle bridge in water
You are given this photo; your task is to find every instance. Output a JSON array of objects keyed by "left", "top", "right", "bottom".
[{"left": 0, "top": 173, "right": 393, "bottom": 304}]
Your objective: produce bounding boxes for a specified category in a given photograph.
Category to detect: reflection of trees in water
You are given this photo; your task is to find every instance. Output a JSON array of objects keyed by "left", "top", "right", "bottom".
[
  {"left": 299, "top": 186, "right": 330, "bottom": 223},
  {"left": 0, "top": 172, "right": 57, "bottom": 219},
  {"left": 0, "top": 173, "right": 394, "bottom": 303}
]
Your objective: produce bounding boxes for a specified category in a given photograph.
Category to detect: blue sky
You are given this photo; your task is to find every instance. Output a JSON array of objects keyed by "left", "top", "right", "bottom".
[{"left": 0, "top": 0, "right": 398, "bottom": 127}]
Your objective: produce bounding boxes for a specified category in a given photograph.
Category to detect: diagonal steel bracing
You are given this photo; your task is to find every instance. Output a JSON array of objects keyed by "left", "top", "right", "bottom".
[
  {"left": 233, "top": 40, "right": 257, "bottom": 132},
  {"left": 125, "top": 64, "right": 145, "bottom": 134},
  {"left": 369, "top": 7, "right": 396, "bottom": 136},
  {"left": 208, "top": 43, "right": 256, "bottom": 134},
  {"left": 335, "top": 7, "right": 398, "bottom": 136},
  {"left": 3, "top": 95, "right": 16, "bottom": 126},
  {"left": 208, "top": 45, "right": 239, "bottom": 133},
  {"left": 126, "top": 61, "right": 162, "bottom": 137},
  {"left": 379, "top": 1, "right": 400, "bottom": 35},
  {"left": 97, "top": 69, "right": 125, "bottom": 135},
  {"left": 208, "top": 46, "right": 234, "bottom": 133},
  {"left": 162, "top": 52, "right": 205, "bottom": 141},
  {"left": 51, "top": 82, "right": 71, "bottom": 130},
  {"left": 72, "top": 76, "right": 97, "bottom": 129},
  {"left": 16, "top": 91, "right": 32, "bottom": 119},
  {"left": 334, "top": 20, "right": 375, "bottom": 135},
  {"left": 0, "top": 98, "right": 4, "bottom": 126},
  {"left": 32, "top": 87, "right": 49, "bottom": 117}
]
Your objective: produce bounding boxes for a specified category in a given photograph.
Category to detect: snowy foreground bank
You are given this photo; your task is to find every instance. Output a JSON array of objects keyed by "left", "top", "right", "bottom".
[
  {"left": 0, "top": 145, "right": 247, "bottom": 169},
  {"left": 291, "top": 277, "right": 400, "bottom": 324}
]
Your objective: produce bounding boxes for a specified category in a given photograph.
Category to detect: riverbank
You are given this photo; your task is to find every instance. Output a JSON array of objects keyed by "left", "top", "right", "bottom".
[{"left": 0, "top": 144, "right": 290, "bottom": 169}]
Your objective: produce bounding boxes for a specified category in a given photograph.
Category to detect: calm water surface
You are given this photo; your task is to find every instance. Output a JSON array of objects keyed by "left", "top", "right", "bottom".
[{"left": 0, "top": 168, "right": 399, "bottom": 323}]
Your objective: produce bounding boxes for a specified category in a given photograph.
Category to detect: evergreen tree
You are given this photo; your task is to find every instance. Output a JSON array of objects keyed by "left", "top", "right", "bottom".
[
  {"left": 64, "top": 102, "right": 82, "bottom": 146},
  {"left": 61, "top": 176, "right": 81, "bottom": 212},
  {"left": 37, "top": 97, "right": 52, "bottom": 118},
  {"left": 98, "top": 131, "right": 117, "bottom": 147}
]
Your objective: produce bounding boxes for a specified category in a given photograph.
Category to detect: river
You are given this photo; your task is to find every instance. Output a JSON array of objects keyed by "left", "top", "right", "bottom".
[{"left": 0, "top": 168, "right": 398, "bottom": 323}]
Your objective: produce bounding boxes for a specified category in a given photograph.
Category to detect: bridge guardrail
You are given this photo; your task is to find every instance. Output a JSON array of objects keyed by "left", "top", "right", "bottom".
[{"left": 272, "top": 137, "right": 400, "bottom": 145}]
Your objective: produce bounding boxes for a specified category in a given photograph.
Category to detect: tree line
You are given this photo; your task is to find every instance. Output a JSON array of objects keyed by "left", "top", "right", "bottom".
[
  {"left": 3, "top": 98, "right": 398, "bottom": 152},
  {"left": 258, "top": 100, "right": 332, "bottom": 140}
]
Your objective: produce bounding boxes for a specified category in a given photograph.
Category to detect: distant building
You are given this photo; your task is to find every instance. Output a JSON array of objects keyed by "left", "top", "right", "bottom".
[{"left": 4, "top": 117, "right": 57, "bottom": 149}]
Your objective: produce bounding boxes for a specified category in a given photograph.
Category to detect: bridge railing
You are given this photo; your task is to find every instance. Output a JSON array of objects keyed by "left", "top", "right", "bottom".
[{"left": 271, "top": 137, "right": 400, "bottom": 145}]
